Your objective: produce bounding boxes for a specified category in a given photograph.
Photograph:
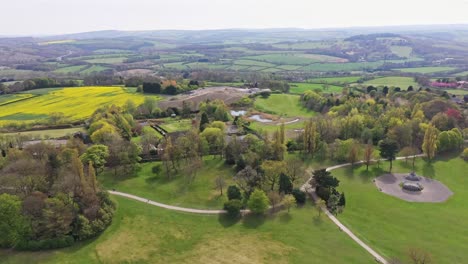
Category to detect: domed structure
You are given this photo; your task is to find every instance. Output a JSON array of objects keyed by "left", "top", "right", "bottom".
[
  {"left": 402, "top": 181, "right": 423, "bottom": 192},
  {"left": 405, "top": 172, "right": 420, "bottom": 181}
]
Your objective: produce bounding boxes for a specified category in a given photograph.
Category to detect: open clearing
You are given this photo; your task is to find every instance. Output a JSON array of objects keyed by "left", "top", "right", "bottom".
[
  {"left": 395, "top": 66, "right": 457, "bottom": 74},
  {"left": 100, "top": 159, "right": 235, "bottom": 209},
  {"left": 290, "top": 82, "right": 344, "bottom": 94},
  {"left": 2, "top": 127, "right": 85, "bottom": 139},
  {"left": 362, "top": 76, "right": 419, "bottom": 88},
  {"left": 307, "top": 76, "right": 362, "bottom": 84},
  {"left": 332, "top": 155, "right": 468, "bottom": 263},
  {"left": 446, "top": 89, "right": 468, "bottom": 95},
  {"left": 0, "top": 87, "right": 155, "bottom": 125},
  {"left": 254, "top": 94, "right": 315, "bottom": 118},
  {"left": 158, "top": 86, "right": 249, "bottom": 111},
  {"left": 0, "top": 196, "right": 374, "bottom": 264}
]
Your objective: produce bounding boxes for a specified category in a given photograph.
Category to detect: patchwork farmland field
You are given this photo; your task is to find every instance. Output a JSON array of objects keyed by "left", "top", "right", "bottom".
[
  {"left": 362, "top": 76, "right": 419, "bottom": 88},
  {"left": 289, "top": 82, "right": 344, "bottom": 94},
  {"left": 395, "top": 66, "right": 457, "bottom": 74},
  {"left": 0, "top": 87, "right": 156, "bottom": 125}
]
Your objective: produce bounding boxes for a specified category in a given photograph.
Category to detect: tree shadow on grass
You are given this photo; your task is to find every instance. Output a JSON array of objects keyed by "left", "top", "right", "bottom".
[
  {"left": 358, "top": 169, "right": 374, "bottom": 182},
  {"left": 422, "top": 162, "right": 435, "bottom": 178},
  {"left": 242, "top": 214, "right": 266, "bottom": 229},
  {"left": 278, "top": 212, "right": 292, "bottom": 223},
  {"left": 312, "top": 215, "right": 323, "bottom": 226},
  {"left": 218, "top": 214, "right": 240, "bottom": 228},
  {"left": 343, "top": 167, "right": 355, "bottom": 179}
]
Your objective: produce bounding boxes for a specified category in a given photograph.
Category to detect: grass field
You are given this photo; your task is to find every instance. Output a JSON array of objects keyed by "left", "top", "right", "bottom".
[
  {"left": 389, "top": 46, "right": 413, "bottom": 58},
  {"left": 244, "top": 53, "right": 345, "bottom": 65},
  {"left": 332, "top": 155, "right": 468, "bottom": 263},
  {"left": 80, "top": 65, "right": 110, "bottom": 74},
  {"left": 0, "top": 87, "right": 156, "bottom": 125},
  {"left": 395, "top": 67, "right": 457, "bottom": 74},
  {"left": 307, "top": 76, "right": 362, "bottom": 84},
  {"left": 362, "top": 76, "right": 419, "bottom": 88},
  {"left": 446, "top": 89, "right": 468, "bottom": 95},
  {"left": 289, "top": 83, "right": 344, "bottom": 94},
  {"left": 100, "top": 158, "right": 235, "bottom": 209},
  {"left": 454, "top": 71, "right": 468, "bottom": 77},
  {"left": 84, "top": 57, "right": 127, "bottom": 64},
  {"left": 254, "top": 94, "right": 314, "bottom": 117},
  {"left": 160, "top": 118, "right": 194, "bottom": 133},
  {"left": 53, "top": 65, "right": 87, "bottom": 74},
  {"left": 3, "top": 127, "right": 85, "bottom": 139},
  {"left": 0, "top": 94, "right": 34, "bottom": 105},
  {"left": 234, "top": 59, "right": 276, "bottom": 67},
  {"left": 0, "top": 196, "right": 374, "bottom": 264},
  {"left": 300, "top": 61, "right": 384, "bottom": 72}
]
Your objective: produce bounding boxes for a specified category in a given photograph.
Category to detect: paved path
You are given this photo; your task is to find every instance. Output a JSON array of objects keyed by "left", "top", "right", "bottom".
[
  {"left": 109, "top": 191, "right": 228, "bottom": 214},
  {"left": 110, "top": 154, "right": 425, "bottom": 264},
  {"left": 300, "top": 155, "right": 424, "bottom": 264}
]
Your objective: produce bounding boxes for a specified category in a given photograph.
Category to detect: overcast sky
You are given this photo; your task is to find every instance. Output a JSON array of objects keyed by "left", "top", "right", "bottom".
[{"left": 2, "top": 0, "right": 468, "bottom": 36}]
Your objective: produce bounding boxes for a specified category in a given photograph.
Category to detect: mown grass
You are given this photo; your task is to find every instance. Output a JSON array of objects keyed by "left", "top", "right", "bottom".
[
  {"left": 244, "top": 53, "right": 336, "bottom": 65},
  {"left": 254, "top": 94, "right": 314, "bottom": 118},
  {"left": 0, "top": 87, "right": 157, "bottom": 125},
  {"left": 0, "top": 94, "right": 34, "bottom": 105},
  {"left": 445, "top": 89, "right": 468, "bottom": 95},
  {"left": 0, "top": 196, "right": 374, "bottom": 264},
  {"left": 362, "top": 76, "right": 419, "bottom": 88},
  {"left": 389, "top": 46, "right": 413, "bottom": 58},
  {"left": 395, "top": 67, "right": 457, "bottom": 74},
  {"left": 307, "top": 76, "right": 362, "bottom": 84},
  {"left": 100, "top": 158, "right": 235, "bottom": 209},
  {"left": 3, "top": 127, "right": 85, "bottom": 139},
  {"left": 160, "top": 118, "right": 194, "bottom": 133},
  {"left": 289, "top": 82, "right": 344, "bottom": 94},
  {"left": 332, "top": 155, "right": 468, "bottom": 263}
]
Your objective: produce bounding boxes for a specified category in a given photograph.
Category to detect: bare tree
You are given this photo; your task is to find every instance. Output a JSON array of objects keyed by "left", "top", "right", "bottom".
[{"left": 215, "top": 176, "right": 225, "bottom": 196}]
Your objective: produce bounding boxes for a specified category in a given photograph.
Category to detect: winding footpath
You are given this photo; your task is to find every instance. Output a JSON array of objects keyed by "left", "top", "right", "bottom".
[{"left": 109, "top": 154, "right": 425, "bottom": 264}]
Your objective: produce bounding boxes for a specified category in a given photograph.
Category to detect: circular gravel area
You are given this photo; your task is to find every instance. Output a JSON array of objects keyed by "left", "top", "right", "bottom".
[{"left": 374, "top": 173, "right": 453, "bottom": 203}]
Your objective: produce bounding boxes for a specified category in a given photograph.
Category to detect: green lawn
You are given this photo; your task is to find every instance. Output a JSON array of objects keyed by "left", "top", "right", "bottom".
[
  {"left": 362, "top": 76, "right": 419, "bottom": 88},
  {"left": 54, "top": 65, "right": 87, "bottom": 74},
  {"left": 100, "top": 158, "right": 235, "bottom": 209},
  {"left": 300, "top": 61, "right": 384, "bottom": 72},
  {"left": 3, "top": 127, "right": 85, "bottom": 139},
  {"left": 446, "top": 89, "right": 468, "bottom": 95},
  {"left": 389, "top": 46, "right": 413, "bottom": 58},
  {"left": 307, "top": 76, "right": 362, "bottom": 84},
  {"left": 160, "top": 118, "right": 194, "bottom": 133},
  {"left": 80, "top": 65, "right": 110, "bottom": 74},
  {"left": 331, "top": 155, "right": 468, "bottom": 263},
  {"left": 254, "top": 94, "right": 314, "bottom": 117},
  {"left": 289, "top": 83, "right": 344, "bottom": 94},
  {"left": 395, "top": 67, "right": 457, "bottom": 74},
  {"left": 0, "top": 196, "right": 374, "bottom": 264}
]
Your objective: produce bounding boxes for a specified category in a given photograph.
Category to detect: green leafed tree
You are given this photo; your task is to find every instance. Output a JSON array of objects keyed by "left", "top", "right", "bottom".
[
  {"left": 247, "top": 189, "right": 269, "bottom": 214},
  {"left": 379, "top": 138, "right": 399, "bottom": 172}
]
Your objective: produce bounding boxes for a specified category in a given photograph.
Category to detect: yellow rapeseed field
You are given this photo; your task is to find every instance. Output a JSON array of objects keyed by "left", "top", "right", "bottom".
[{"left": 0, "top": 86, "right": 155, "bottom": 125}]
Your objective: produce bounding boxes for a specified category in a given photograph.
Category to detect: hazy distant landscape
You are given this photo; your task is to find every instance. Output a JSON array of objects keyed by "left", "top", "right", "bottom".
[{"left": 1, "top": 11, "right": 468, "bottom": 264}]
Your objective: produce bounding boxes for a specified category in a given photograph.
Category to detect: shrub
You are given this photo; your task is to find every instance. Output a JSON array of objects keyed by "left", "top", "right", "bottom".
[
  {"left": 152, "top": 164, "right": 162, "bottom": 174},
  {"left": 224, "top": 199, "right": 242, "bottom": 218},
  {"left": 227, "top": 185, "right": 242, "bottom": 200},
  {"left": 462, "top": 148, "right": 468, "bottom": 161},
  {"left": 292, "top": 188, "right": 306, "bottom": 204},
  {"left": 247, "top": 189, "right": 269, "bottom": 214}
]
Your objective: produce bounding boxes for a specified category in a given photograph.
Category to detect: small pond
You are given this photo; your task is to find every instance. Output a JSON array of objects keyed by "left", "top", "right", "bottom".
[
  {"left": 249, "top": 114, "right": 273, "bottom": 123},
  {"left": 231, "top": 110, "right": 247, "bottom": 117}
]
